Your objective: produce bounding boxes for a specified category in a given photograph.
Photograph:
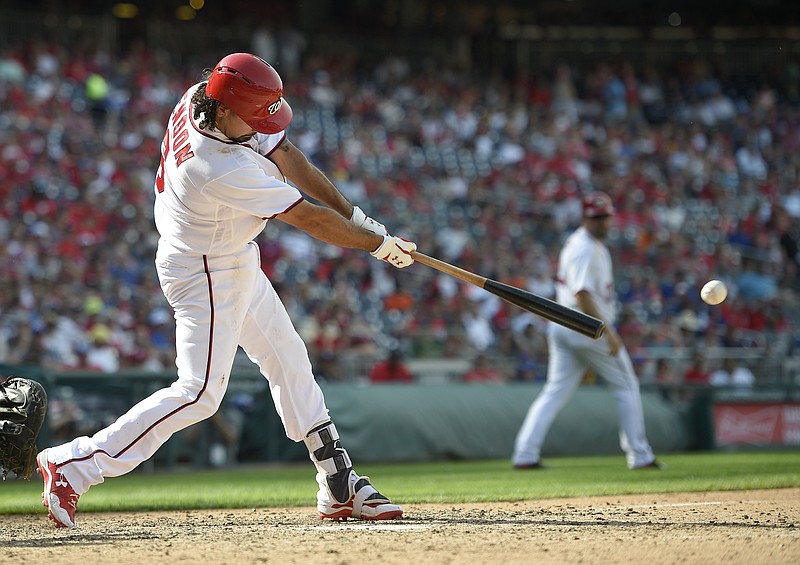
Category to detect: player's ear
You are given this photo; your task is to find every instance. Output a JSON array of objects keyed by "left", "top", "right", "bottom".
[{"left": 215, "top": 103, "right": 230, "bottom": 119}]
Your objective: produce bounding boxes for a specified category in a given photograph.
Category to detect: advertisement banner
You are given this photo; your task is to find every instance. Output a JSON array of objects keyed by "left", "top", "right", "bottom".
[{"left": 714, "top": 403, "right": 800, "bottom": 447}]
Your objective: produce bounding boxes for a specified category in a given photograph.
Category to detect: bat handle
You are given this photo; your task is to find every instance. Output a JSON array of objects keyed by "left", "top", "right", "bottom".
[{"left": 411, "top": 251, "right": 487, "bottom": 287}]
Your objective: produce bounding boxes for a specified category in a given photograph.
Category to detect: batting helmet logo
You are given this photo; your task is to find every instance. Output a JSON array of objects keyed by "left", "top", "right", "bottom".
[{"left": 267, "top": 99, "right": 283, "bottom": 115}]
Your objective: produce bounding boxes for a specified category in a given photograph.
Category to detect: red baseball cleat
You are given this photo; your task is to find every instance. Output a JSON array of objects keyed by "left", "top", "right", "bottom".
[{"left": 37, "top": 449, "right": 79, "bottom": 528}]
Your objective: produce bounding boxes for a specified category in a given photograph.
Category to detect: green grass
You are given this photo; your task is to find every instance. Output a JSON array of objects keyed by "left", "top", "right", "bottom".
[{"left": 2, "top": 450, "right": 799, "bottom": 515}]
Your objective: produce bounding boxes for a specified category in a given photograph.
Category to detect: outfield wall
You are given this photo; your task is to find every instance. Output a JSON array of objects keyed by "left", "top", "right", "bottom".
[
  {"left": 0, "top": 365, "right": 768, "bottom": 466},
  {"left": 323, "top": 383, "right": 688, "bottom": 462},
  {"left": 238, "top": 382, "right": 689, "bottom": 463}
]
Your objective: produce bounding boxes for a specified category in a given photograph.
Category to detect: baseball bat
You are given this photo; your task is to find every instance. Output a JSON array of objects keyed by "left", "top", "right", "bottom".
[{"left": 411, "top": 251, "right": 605, "bottom": 340}]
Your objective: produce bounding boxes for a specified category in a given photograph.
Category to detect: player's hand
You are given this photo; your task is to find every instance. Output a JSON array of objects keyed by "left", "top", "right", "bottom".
[
  {"left": 371, "top": 235, "right": 416, "bottom": 268},
  {"left": 351, "top": 205, "right": 389, "bottom": 236}
]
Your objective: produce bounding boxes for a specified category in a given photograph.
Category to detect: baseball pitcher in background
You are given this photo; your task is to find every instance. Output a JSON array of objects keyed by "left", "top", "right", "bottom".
[{"left": 512, "top": 192, "right": 663, "bottom": 471}]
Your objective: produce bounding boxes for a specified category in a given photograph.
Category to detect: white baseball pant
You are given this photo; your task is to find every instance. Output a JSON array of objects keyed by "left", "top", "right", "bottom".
[
  {"left": 513, "top": 323, "right": 655, "bottom": 469},
  {"left": 48, "top": 241, "right": 329, "bottom": 494}
]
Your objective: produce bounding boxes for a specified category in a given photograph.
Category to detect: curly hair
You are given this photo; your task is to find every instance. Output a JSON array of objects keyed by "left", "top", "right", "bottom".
[{"left": 191, "top": 70, "right": 218, "bottom": 131}]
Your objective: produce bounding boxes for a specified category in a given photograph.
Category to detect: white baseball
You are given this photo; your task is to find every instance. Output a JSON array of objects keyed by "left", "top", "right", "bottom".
[{"left": 701, "top": 280, "right": 727, "bottom": 305}]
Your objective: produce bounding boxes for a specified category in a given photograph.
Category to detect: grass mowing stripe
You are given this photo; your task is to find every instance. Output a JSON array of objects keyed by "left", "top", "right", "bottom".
[{"left": 1, "top": 450, "right": 798, "bottom": 514}]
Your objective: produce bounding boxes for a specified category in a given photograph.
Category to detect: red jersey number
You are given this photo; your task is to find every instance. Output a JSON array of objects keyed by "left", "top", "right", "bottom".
[{"left": 155, "top": 129, "right": 170, "bottom": 194}]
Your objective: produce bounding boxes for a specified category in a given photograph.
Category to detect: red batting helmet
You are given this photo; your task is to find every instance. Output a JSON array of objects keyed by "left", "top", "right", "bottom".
[
  {"left": 206, "top": 53, "right": 293, "bottom": 134},
  {"left": 582, "top": 191, "right": 615, "bottom": 218}
]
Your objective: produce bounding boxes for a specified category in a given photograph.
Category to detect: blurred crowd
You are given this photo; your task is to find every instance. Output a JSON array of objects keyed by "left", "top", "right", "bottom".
[{"left": 1, "top": 38, "right": 799, "bottom": 387}]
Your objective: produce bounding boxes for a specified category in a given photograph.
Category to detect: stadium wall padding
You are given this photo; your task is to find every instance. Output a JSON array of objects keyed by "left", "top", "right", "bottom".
[
  {"left": 1, "top": 362, "right": 689, "bottom": 464},
  {"left": 316, "top": 383, "right": 688, "bottom": 462}
]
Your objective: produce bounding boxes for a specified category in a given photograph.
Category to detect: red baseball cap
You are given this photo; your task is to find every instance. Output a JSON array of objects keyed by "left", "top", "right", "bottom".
[{"left": 582, "top": 191, "right": 615, "bottom": 218}]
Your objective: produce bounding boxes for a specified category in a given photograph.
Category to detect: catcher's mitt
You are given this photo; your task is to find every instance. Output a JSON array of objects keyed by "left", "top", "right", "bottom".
[{"left": 0, "top": 376, "right": 47, "bottom": 479}]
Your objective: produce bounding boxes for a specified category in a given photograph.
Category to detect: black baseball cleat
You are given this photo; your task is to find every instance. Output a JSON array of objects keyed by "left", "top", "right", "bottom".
[
  {"left": 513, "top": 461, "right": 546, "bottom": 470},
  {"left": 632, "top": 459, "right": 666, "bottom": 470}
]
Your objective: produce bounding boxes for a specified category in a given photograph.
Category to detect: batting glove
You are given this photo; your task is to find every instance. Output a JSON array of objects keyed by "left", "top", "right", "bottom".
[
  {"left": 371, "top": 235, "right": 416, "bottom": 268},
  {"left": 351, "top": 205, "right": 388, "bottom": 236}
]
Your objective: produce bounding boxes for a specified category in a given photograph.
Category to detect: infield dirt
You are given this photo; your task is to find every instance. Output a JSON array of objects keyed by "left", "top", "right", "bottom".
[{"left": 2, "top": 488, "right": 798, "bottom": 564}]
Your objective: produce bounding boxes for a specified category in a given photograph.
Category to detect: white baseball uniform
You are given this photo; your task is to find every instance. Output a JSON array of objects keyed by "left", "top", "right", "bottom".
[
  {"left": 47, "top": 84, "right": 331, "bottom": 493},
  {"left": 512, "top": 226, "right": 656, "bottom": 469}
]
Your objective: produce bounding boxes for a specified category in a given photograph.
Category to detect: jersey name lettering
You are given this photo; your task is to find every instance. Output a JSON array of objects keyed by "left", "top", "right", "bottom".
[
  {"left": 155, "top": 95, "right": 195, "bottom": 194},
  {"left": 171, "top": 103, "right": 195, "bottom": 167}
]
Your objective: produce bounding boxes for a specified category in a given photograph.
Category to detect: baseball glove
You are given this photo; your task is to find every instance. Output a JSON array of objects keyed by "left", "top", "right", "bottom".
[{"left": 0, "top": 376, "right": 48, "bottom": 479}]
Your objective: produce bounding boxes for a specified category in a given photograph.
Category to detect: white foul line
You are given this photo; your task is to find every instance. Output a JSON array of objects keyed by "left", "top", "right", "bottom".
[
  {"left": 291, "top": 523, "right": 431, "bottom": 532},
  {"left": 596, "top": 501, "right": 723, "bottom": 511}
]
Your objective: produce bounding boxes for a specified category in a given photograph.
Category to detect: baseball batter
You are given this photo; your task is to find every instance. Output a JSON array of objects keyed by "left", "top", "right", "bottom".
[
  {"left": 512, "top": 192, "right": 662, "bottom": 470},
  {"left": 37, "top": 53, "right": 415, "bottom": 528}
]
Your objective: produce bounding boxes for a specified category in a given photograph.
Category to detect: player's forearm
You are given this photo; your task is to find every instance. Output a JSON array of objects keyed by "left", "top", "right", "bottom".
[
  {"left": 278, "top": 200, "right": 381, "bottom": 252},
  {"left": 576, "top": 290, "right": 622, "bottom": 352},
  {"left": 575, "top": 291, "right": 608, "bottom": 325}
]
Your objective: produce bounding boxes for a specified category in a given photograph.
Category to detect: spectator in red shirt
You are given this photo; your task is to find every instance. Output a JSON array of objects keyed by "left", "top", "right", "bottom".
[
  {"left": 464, "top": 353, "right": 505, "bottom": 383},
  {"left": 368, "top": 349, "right": 414, "bottom": 383},
  {"left": 682, "top": 352, "right": 711, "bottom": 385}
]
